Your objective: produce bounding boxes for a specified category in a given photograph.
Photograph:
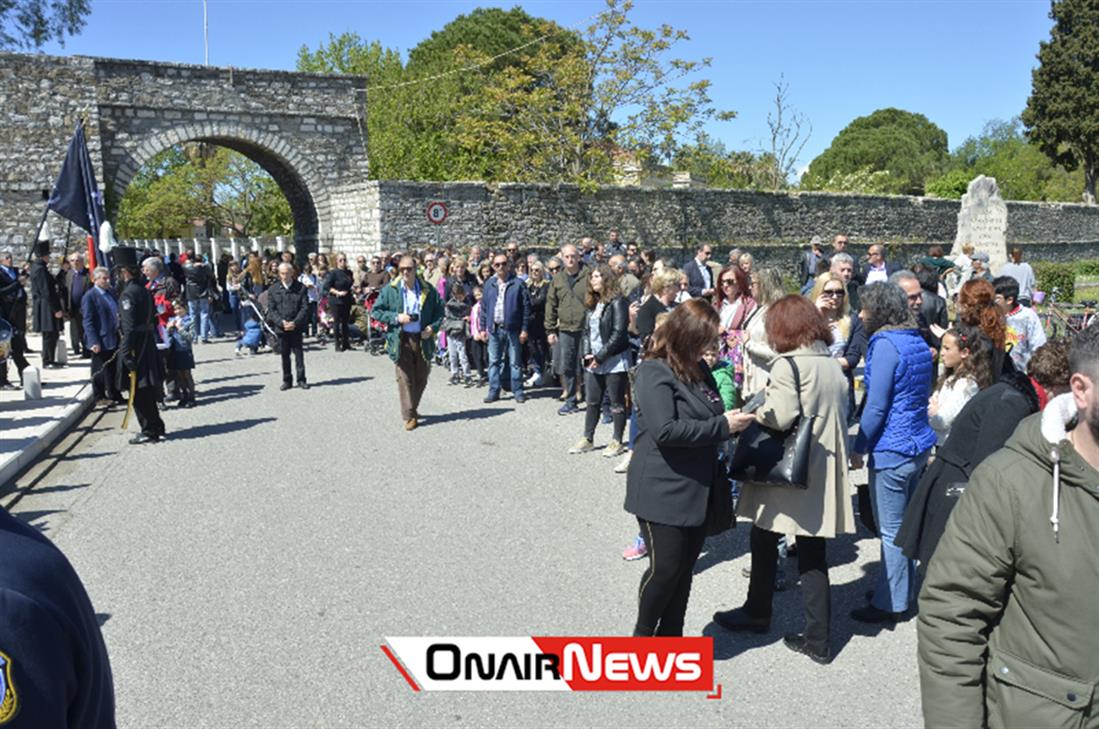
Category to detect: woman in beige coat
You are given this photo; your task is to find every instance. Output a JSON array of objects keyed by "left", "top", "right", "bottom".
[{"left": 714, "top": 295, "right": 855, "bottom": 665}]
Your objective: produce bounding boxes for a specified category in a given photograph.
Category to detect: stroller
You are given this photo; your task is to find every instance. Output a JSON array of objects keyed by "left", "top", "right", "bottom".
[
  {"left": 361, "top": 289, "right": 387, "bottom": 356},
  {"left": 240, "top": 292, "right": 279, "bottom": 353}
]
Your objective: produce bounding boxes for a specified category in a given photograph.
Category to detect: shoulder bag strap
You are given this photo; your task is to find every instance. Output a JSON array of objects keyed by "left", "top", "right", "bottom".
[{"left": 786, "top": 356, "right": 804, "bottom": 419}]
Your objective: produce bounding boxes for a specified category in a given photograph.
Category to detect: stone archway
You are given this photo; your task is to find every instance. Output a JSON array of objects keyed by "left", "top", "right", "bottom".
[{"left": 113, "top": 123, "right": 331, "bottom": 255}]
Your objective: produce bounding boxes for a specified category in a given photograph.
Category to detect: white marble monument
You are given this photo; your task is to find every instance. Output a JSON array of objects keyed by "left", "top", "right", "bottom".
[{"left": 952, "top": 175, "right": 1008, "bottom": 272}]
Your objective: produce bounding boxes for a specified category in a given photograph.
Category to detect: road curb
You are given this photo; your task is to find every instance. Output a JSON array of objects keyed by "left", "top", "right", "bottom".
[{"left": 0, "top": 383, "right": 95, "bottom": 499}]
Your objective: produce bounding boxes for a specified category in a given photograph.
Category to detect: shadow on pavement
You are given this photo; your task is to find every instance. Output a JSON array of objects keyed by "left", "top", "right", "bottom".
[
  {"left": 168, "top": 417, "right": 277, "bottom": 441},
  {"left": 200, "top": 371, "right": 275, "bottom": 385},
  {"left": 311, "top": 376, "right": 372, "bottom": 388},
  {"left": 419, "top": 408, "right": 510, "bottom": 426},
  {"left": 195, "top": 383, "right": 265, "bottom": 407},
  {"left": 25, "top": 482, "right": 91, "bottom": 495},
  {"left": 13, "top": 508, "right": 66, "bottom": 533},
  {"left": 61, "top": 451, "right": 117, "bottom": 461}
]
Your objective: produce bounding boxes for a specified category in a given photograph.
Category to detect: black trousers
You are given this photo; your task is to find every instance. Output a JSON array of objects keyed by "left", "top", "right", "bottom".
[
  {"left": 278, "top": 330, "right": 306, "bottom": 385},
  {"left": 331, "top": 298, "right": 351, "bottom": 350},
  {"left": 468, "top": 337, "right": 487, "bottom": 378},
  {"left": 134, "top": 386, "right": 165, "bottom": 437},
  {"left": 90, "top": 348, "right": 121, "bottom": 400},
  {"left": 745, "top": 526, "right": 830, "bottom": 654},
  {"left": 557, "top": 330, "right": 583, "bottom": 404},
  {"left": 634, "top": 518, "right": 707, "bottom": 636},
  {"left": 1, "top": 333, "right": 29, "bottom": 383},
  {"left": 584, "top": 370, "right": 627, "bottom": 442},
  {"left": 41, "top": 331, "right": 60, "bottom": 366},
  {"left": 69, "top": 315, "right": 84, "bottom": 355}
]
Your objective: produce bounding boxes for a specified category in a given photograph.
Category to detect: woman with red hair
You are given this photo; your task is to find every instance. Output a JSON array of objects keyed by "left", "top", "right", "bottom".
[
  {"left": 714, "top": 295, "right": 854, "bottom": 664},
  {"left": 956, "top": 279, "right": 1009, "bottom": 373}
]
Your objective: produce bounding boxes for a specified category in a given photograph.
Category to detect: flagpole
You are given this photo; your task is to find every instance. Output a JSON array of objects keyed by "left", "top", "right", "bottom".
[{"left": 203, "top": 0, "right": 209, "bottom": 65}]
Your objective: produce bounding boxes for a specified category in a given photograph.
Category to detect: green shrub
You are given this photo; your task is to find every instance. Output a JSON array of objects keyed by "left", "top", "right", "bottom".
[
  {"left": 1034, "top": 262, "right": 1075, "bottom": 300},
  {"left": 1074, "top": 260, "right": 1099, "bottom": 276}
]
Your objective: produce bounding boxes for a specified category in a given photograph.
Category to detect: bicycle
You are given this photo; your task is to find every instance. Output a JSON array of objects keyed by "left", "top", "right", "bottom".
[{"left": 1039, "top": 289, "right": 1092, "bottom": 338}]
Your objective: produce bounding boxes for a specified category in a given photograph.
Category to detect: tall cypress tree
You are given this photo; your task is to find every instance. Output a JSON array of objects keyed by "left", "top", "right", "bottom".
[{"left": 1022, "top": 0, "right": 1099, "bottom": 205}]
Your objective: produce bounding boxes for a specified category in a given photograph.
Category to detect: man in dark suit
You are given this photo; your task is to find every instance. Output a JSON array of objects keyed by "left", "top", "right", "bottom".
[
  {"left": 115, "top": 247, "right": 166, "bottom": 444},
  {"left": 60, "top": 252, "right": 91, "bottom": 358},
  {"left": 0, "top": 249, "right": 29, "bottom": 388},
  {"left": 265, "top": 262, "right": 310, "bottom": 390},
  {"left": 858, "top": 243, "right": 896, "bottom": 286},
  {"left": 683, "top": 243, "right": 715, "bottom": 299},
  {"left": 82, "top": 266, "right": 122, "bottom": 405},
  {"left": 29, "top": 241, "right": 64, "bottom": 369}
]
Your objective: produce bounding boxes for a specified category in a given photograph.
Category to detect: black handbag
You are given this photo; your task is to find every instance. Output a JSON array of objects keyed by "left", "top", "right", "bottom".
[{"left": 728, "top": 357, "right": 815, "bottom": 489}]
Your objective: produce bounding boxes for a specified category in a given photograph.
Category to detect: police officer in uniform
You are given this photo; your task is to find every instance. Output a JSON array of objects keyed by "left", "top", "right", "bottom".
[
  {"left": 114, "top": 247, "right": 166, "bottom": 444},
  {"left": 0, "top": 507, "right": 115, "bottom": 727}
]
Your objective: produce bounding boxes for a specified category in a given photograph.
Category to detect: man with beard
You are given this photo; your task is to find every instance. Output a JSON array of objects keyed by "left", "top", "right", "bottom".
[
  {"left": 116, "top": 247, "right": 166, "bottom": 444},
  {"left": 29, "top": 241, "right": 64, "bottom": 369},
  {"left": 918, "top": 326, "right": 1099, "bottom": 728}
]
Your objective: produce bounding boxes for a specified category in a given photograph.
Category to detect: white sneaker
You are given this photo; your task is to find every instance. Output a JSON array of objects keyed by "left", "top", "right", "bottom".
[
  {"left": 614, "top": 451, "right": 632, "bottom": 473},
  {"left": 524, "top": 373, "right": 544, "bottom": 388}
]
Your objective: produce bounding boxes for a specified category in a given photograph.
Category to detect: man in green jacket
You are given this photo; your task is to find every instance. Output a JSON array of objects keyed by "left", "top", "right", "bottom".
[
  {"left": 917, "top": 326, "right": 1099, "bottom": 728},
  {"left": 545, "top": 243, "right": 590, "bottom": 415},
  {"left": 371, "top": 255, "right": 444, "bottom": 431}
]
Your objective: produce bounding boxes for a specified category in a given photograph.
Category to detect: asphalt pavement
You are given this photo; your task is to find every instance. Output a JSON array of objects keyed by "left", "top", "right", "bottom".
[{"left": 10, "top": 338, "right": 923, "bottom": 728}]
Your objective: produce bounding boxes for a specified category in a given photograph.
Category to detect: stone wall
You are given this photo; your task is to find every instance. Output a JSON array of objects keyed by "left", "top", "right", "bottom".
[{"left": 359, "top": 181, "right": 1099, "bottom": 265}]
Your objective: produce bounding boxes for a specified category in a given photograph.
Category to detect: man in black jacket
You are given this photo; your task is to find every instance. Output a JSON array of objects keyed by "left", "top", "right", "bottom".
[
  {"left": 0, "top": 249, "right": 30, "bottom": 387},
  {"left": 30, "top": 241, "right": 64, "bottom": 369},
  {"left": 183, "top": 254, "right": 215, "bottom": 343},
  {"left": 266, "top": 262, "right": 309, "bottom": 390}
]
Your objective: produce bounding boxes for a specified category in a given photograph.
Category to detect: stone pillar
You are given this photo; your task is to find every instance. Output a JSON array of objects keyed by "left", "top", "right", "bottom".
[
  {"left": 193, "top": 238, "right": 203, "bottom": 257},
  {"left": 250, "top": 237, "right": 259, "bottom": 253},
  {"left": 178, "top": 239, "right": 186, "bottom": 256},
  {"left": 276, "top": 236, "right": 286, "bottom": 253},
  {"left": 209, "top": 238, "right": 220, "bottom": 265},
  {"left": 230, "top": 238, "right": 240, "bottom": 260}
]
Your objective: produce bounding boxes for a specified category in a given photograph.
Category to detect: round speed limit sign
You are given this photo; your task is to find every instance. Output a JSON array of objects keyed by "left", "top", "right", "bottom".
[{"left": 426, "top": 201, "right": 448, "bottom": 225}]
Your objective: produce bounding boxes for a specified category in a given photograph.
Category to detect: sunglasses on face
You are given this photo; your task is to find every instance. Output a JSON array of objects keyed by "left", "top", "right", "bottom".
[
  {"left": 492, "top": 261, "right": 507, "bottom": 268},
  {"left": 822, "top": 289, "right": 845, "bottom": 298},
  {"left": 548, "top": 266, "right": 561, "bottom": 272},
  {"left": 721, "top": 279, "right": 737, "bottom": 287},
  {"left": 399, "top": 266, "right": 415, "bottom": 272}
]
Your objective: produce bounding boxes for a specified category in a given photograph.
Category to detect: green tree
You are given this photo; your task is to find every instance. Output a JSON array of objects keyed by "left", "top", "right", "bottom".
[
  {"left": 925, "top": 118, "right": 1084, "bottom": 201},
  {"left": 0, "top": 0, "right": 89, "bottom": 50},
  {"left": 297, "top": 0, "right": 732, "bottom": 185},
  {"left": 801, "top": 108, "right": 949, "bottom": 195},
  {"left": 116, "top": 146, "right": 293, "bottom": 239},
  {"left": 1021, "top": 0, "right": 1099, "bottom": 204},
  {"left": 672, "top": 134, "right": 778, "bottom": 190}
]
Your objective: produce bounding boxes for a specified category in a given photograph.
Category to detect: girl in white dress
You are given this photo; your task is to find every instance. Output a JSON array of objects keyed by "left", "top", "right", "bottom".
[{"left": 928, "top": 325, "right": 996, "bottom": 444}]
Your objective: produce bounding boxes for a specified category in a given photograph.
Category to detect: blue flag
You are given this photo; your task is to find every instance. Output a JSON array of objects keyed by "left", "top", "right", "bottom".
[{"left": 47, "top": 121, "right": 104, "bottom": 243}]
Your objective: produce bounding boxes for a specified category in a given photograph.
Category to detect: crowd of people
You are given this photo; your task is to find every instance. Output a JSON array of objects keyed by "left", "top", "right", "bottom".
[{"left": 2, "top": 229, "right": 1096, "bottom": 725}]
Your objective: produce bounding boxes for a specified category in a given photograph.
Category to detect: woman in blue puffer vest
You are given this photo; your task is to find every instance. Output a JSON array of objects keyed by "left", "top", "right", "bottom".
[{"left": 850, "top": 282, "right": 936, "bottom": 624}]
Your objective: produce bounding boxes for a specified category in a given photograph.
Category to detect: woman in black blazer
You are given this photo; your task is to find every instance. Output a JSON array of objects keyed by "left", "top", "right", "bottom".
[{"left": 624, "top": 299, "right": 736, "bottom": 636}]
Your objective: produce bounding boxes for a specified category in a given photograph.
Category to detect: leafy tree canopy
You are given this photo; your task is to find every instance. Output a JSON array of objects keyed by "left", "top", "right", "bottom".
[
  {"left": 116, "top": 145, "right": 293, "bottom": 239},
  {"left": 801, "top": 108, "right": 949, "bottom": 195},
  {"left": 297, "top": 0, "right": 732, "bottom": 186},
  {"left": 1021, "top": 0, "right": 1099, "bottom": 204},
  {"left": 0, "top": 0, "right": 89, "bottom": 50},
  {"left": 926, "top": 118, "right": 1084, "bottom": 201}
]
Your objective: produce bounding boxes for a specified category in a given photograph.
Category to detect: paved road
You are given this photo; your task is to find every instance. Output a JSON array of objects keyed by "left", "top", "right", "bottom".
[{"left": 11, "top": 339, "right": 923, "bottom": 728}]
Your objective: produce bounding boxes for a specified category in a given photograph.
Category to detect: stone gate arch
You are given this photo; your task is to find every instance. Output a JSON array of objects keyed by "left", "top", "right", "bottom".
[{"left": 114, "top": 122, "right": 331, "bottom": 254}]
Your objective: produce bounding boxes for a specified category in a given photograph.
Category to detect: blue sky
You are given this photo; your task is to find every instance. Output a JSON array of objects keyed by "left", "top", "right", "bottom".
[{"left": 38, "top": 0, "right": 1053, "bottom": 172}]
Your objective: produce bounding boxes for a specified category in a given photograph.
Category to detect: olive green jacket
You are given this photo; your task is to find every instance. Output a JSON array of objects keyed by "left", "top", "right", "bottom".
[
  {"left": 917, "top": 395, "right": 1099, "bottom": 728},
  {"left": 544, "top": 264, "right": 590, "bottom": 334}
]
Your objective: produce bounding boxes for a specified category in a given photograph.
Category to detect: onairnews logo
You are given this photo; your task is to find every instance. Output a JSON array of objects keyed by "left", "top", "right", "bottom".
[{"left": 382, "top": 637, "right": 721, "bottom": 697}]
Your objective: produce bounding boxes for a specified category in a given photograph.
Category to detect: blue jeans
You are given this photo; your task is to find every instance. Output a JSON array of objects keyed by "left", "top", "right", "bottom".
[
  {"left": 487, "top": 328, "right": 523, "bottom": 398},
  {"left": 228, "top": 292, "right": 242, "bottom": 331},
  {"left": 188, "top": 299, "right": 212, "bottom": 341},
  {"left": 868, "top": 451, "right": 929, "bottom": 612}
]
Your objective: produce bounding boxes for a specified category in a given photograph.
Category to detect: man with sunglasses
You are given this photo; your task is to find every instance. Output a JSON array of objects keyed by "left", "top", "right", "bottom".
[
  {"left": 478, "top": 255, "right": 531, "bottom": 404},
  {"left": 546, "top": 244, "right": 591, "bottom": 415},
  {"left": 372, "top": 255, "right": 444, "bottom": 430}
]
